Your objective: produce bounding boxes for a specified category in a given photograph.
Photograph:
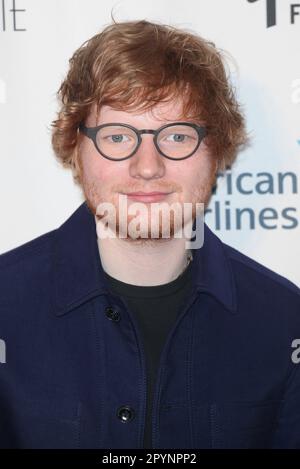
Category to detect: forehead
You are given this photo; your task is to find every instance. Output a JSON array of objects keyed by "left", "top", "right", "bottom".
[{"left": 88, "top": 97, "right": 191, "bottom": 126}]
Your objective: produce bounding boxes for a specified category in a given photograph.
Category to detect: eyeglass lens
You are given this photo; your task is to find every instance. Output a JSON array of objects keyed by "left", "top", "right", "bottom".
[{"left": 96, "top": 124, "right": 200, "bottom": 159}]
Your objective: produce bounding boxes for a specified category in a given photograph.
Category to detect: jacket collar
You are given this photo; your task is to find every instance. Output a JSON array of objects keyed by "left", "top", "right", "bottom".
[{"left": 51, "top": 201, "right": 237, "bottom": 316}]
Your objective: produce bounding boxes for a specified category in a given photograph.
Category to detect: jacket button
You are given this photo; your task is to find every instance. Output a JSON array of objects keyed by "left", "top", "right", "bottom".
[
  {"left": 117, "top": 405, "right": 135, "bottom": 423},
  {"left": 105, "top": 306, "right": 121, "bottom": 322}
]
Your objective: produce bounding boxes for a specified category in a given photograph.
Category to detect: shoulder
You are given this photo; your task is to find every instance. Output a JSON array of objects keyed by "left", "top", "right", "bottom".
[
  {"left": 0, "top": 230, "right": 56, "bottom": 308},
  {"left": 222, "top": 241, "right": 300, "bottom": 313},
  {"left": 0, "top": 230, "right": 56, "bottom": 270}
]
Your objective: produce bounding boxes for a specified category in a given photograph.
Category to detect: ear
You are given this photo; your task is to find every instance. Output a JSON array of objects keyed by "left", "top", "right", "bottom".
[
  {"left": 71, "top": 144, "right": 83, "bottom": 186},
  {"left": 215, "top": 156, "right": 227, "bottom": 174}
]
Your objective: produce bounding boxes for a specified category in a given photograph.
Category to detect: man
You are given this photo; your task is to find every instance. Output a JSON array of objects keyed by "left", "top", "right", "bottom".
[{"left": 0, "top": 19, "right": 299, "bottom": 449}]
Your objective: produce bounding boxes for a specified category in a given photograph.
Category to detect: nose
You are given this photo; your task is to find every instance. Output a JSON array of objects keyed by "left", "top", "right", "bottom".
[{"left": 128, "top": 134, "right": 166, "bottom": 180}]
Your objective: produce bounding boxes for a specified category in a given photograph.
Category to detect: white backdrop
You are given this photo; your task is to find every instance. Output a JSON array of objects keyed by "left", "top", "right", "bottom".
[{"left": 0, "top": 0, "right": 299, "bottom": 286}]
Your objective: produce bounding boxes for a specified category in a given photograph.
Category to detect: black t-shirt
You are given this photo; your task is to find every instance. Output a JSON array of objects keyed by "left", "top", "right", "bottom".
[{"left": 103, "top": 259, "right": 194, "bottom": 448}]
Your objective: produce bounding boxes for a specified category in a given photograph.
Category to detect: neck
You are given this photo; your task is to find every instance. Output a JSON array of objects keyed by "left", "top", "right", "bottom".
[{"left": 96, "top": 219, "right": 192, "bottom": 286}]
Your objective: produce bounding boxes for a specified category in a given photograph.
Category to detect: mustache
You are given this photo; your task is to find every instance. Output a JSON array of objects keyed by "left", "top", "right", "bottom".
[{"left": 112, "top": 183, "right": 182, "bottom": 193}]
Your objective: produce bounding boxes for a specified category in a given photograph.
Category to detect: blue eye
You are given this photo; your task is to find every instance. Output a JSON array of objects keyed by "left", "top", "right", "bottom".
[
  {"left": 169, "top": 134, "right": 186, "bottom": 142},
  {"left": 103, "top": 134, "right": 130, "bottom": 143},
  {"left": 164, "top": 133, "right": 195, "bottom": 143},
  {"left": 110, "top": 135, "right": 123, "bottom": 143}
]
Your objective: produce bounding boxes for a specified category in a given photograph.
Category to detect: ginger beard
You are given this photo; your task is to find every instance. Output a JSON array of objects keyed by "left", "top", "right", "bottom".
[{"left": 79, "top": 167, "right": 215, "bottom": 245}]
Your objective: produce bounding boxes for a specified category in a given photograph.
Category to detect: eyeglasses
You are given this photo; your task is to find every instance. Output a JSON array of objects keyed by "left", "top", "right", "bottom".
[{"left": 78, "top": 122, "right": 207, "bottom": 161}]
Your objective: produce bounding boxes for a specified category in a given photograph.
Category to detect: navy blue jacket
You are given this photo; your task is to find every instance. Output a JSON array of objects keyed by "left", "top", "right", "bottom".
[{"left": 0, "top": 201, "right": 300, "bottom": 449}]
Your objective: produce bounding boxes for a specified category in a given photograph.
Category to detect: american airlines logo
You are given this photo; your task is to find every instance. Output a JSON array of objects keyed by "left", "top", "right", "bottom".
[{"left": 247, "top": 0, "right": 300, "bottom": 27}]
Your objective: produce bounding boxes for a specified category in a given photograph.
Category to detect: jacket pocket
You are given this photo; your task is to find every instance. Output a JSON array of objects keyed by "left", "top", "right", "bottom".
[
  {"left": 210, "top": 400, "right": 282, "bottom": 448},
  {"left": 1, "top": 395, "right": 81, "bottom": 449}
]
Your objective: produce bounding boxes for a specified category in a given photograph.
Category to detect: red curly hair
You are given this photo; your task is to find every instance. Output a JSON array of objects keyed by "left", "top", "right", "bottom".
[{"left": 51, "top": 18, "right": 249, "bottom": 185}]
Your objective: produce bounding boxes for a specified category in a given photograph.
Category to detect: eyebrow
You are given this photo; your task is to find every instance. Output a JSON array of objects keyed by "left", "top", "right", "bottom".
[{"left": 98, "top": 119, "right": 199, "bottom": 127}]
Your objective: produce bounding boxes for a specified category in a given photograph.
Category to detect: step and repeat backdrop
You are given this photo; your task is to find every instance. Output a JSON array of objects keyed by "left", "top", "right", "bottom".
[{"left": 0, "top": 0, "right": 299, "bottom": 285}]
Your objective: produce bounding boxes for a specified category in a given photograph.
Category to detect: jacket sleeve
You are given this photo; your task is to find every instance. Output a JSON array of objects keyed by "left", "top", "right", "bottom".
[{"left": 271, "top": 363, "right": 300, "bottom": 448}]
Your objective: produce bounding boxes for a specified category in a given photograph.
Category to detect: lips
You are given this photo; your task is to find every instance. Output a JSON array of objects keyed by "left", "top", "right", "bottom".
[
  {"left": 121, "top": 191, "right": 172, "bottom": 203},
  {"left": 127, "top": 192, "right": 170, "bottom": 196}
]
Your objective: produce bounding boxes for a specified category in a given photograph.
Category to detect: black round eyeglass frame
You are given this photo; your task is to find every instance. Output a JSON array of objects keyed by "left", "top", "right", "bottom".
[{"left": 78, "top": 121, "right": 207, "bottom": 161}]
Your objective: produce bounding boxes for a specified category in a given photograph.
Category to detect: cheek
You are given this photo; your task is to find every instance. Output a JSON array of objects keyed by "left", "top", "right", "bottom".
[
  {"left": 80, "top": 150, "right": 109, "bottom": 185},
  {"left": 191, "top": 151, "right": 215, "bottom": 182},
  {"left": 178, "top": 155, "right": 215, "bottom": 201},
  {"left": 178, "top": 155, "right": 213, "bottom": 186}
]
